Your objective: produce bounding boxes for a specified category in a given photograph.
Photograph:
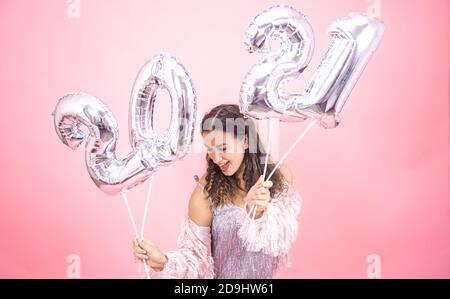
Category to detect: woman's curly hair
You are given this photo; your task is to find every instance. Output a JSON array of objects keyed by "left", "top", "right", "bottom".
[{"left": 201, "top": 104, "right": 289, "bottom": 207}]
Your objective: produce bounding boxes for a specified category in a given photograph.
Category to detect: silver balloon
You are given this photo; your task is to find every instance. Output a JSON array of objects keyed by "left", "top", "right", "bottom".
[
  {"left": 129, "top": 52, "right": 197, "bottom": 164},
  {"left": 240, "top": 5, "right": 313, "bottom": 122},
  {"left": 53, "top": 53, "right": 196, "bottom": 195},
  {"left": 240, "top": 6, "right": 385, "bottom": 128}
]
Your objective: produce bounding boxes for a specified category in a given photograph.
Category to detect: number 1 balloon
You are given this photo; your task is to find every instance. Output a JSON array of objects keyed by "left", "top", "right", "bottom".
[
  {"left": 240, "top": 5, "right": 385, "bottom": 128},
  {"left": 53, "top": 53, "right": 197, "bottom": 195}
]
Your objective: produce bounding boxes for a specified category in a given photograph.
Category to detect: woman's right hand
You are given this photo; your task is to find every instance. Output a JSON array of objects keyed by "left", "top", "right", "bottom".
[
  {"left": 132, "top": 237, "right": 168, "bottom": 272},
  {"left": 244, "top": 175, "right": 273, "bottom": 219}
]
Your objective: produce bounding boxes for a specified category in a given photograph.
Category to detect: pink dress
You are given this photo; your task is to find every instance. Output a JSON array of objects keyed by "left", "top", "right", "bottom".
[{"left": 156, "top": 177, "right": 302, "bottom": 279}]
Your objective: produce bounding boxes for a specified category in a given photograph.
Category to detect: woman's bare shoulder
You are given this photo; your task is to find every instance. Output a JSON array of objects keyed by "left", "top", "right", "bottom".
[
  {"left": 189, "top": 173, "right": 212, "bottom": 227},
  {"left": 278, "top": 164, "right": 293, "bottom": 185}
]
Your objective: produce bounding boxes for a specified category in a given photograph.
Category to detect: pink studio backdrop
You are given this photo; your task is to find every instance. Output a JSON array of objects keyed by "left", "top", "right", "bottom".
[{"left": 0, "top": 0, "right": 448, "bottom": 278}]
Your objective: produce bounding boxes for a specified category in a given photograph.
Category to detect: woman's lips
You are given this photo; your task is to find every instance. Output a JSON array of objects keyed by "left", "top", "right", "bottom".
[{"left": 219, "top": 161, "right": 230, "bottom": 173}]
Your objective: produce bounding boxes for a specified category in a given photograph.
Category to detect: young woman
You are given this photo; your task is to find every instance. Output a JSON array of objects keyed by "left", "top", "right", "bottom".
[{"left": 132, "top": 104, "right": 301, "bottom": 278}]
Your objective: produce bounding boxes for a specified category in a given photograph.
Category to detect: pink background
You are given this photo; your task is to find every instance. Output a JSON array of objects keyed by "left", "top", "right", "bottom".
[{"left": 0, "top": 0, "right": 448, "bottom": 278}]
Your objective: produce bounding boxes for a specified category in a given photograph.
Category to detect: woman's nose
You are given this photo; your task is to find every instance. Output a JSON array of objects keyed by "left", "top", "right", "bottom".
[{"left": 210, "top": 151, "right": 222, "bottom": 163}]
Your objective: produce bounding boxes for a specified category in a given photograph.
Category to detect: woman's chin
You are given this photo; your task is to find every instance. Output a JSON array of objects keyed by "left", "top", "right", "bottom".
[
  {"left": 222, "top": 171, "right": 234, "bottom": 176},
  {"left": 221, "top": 168, "right": 236, "bottom": 176}
]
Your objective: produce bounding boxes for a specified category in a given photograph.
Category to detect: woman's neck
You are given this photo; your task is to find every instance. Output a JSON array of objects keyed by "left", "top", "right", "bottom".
[{"left": 235, "top": 163, "right": 246, "bottom": 190}]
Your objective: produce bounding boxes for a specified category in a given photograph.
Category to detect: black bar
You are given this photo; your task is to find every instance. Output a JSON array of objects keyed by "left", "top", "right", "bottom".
[{"left": 0, "top": 279, "right": 448, "bottom": 297}]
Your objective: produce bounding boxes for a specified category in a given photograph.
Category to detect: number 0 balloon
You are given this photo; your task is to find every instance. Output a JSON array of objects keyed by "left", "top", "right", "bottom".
[{"left": 52, "top": 53, "right": 197, "bottom": 195}]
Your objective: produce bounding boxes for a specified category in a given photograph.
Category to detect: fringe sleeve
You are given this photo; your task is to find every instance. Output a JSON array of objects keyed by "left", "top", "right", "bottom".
[
  {"left": 237, "top": 183, "right": 302, "bottom": 257},
  {"left": 158, "top": 217, "right": 215, "bottom": 279}
]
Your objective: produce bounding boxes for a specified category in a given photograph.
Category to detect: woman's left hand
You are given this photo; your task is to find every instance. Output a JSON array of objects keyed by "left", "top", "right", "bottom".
[{"left": 244, "top": 175, "right": 273, "bottom": 219}]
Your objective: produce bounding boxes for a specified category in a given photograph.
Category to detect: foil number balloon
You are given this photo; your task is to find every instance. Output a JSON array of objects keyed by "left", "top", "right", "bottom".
[
  {"left": 240, "top": 5, "right": 385, "bottom": 128},
  {"left": 53, "top": 53, "right": 196, "bottom": 195}
]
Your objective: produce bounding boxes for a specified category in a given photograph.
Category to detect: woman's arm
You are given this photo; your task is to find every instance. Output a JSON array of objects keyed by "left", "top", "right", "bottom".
[
  {"left": 158, "top": 174, "right": 215, "bottom": 278},
  {"left": 238, "top": 164, "right": 301, "bottom": 257},
  {"left": 188, "top": 174, "right": 212, "bottom": 227}
]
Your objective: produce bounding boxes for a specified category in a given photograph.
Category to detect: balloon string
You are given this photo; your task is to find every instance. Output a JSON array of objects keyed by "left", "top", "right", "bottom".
[
  {"left": 248, "top": 118, "right": 275, "bottom": 226},
  {"left": 121, "top": 190, "right": 150, "bottom": 279},
  {"left": 248, "top": 119, "right": 317, "bottom": 224},
  {"left": 138, "top": 174, "right": 154, "bottom": 275},
  {"left": 266, "top": 119, "right": 316, "bottom": 182},
  {"left": 262, "top": 118, "right": 274, "bottom": 180}
]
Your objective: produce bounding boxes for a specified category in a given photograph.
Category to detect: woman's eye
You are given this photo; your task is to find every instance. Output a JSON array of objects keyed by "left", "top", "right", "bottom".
[{"left": 204, "top": 146, "right": 212, "bottom": 153}]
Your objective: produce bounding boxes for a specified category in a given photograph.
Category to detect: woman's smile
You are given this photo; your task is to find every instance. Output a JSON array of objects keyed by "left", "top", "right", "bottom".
[{"left": 218, "top": 161, "right": 230, "bottom": 173}]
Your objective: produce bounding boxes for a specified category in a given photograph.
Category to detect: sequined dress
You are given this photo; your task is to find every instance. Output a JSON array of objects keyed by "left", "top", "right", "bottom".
[{"left": 157, "top": 178, "right": 302, "bottom": 279}]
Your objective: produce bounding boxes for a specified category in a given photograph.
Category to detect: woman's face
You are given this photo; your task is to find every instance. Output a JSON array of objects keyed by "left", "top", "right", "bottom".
[{"left": 202, "top": 130, "right": 248, "bottom": 176}]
